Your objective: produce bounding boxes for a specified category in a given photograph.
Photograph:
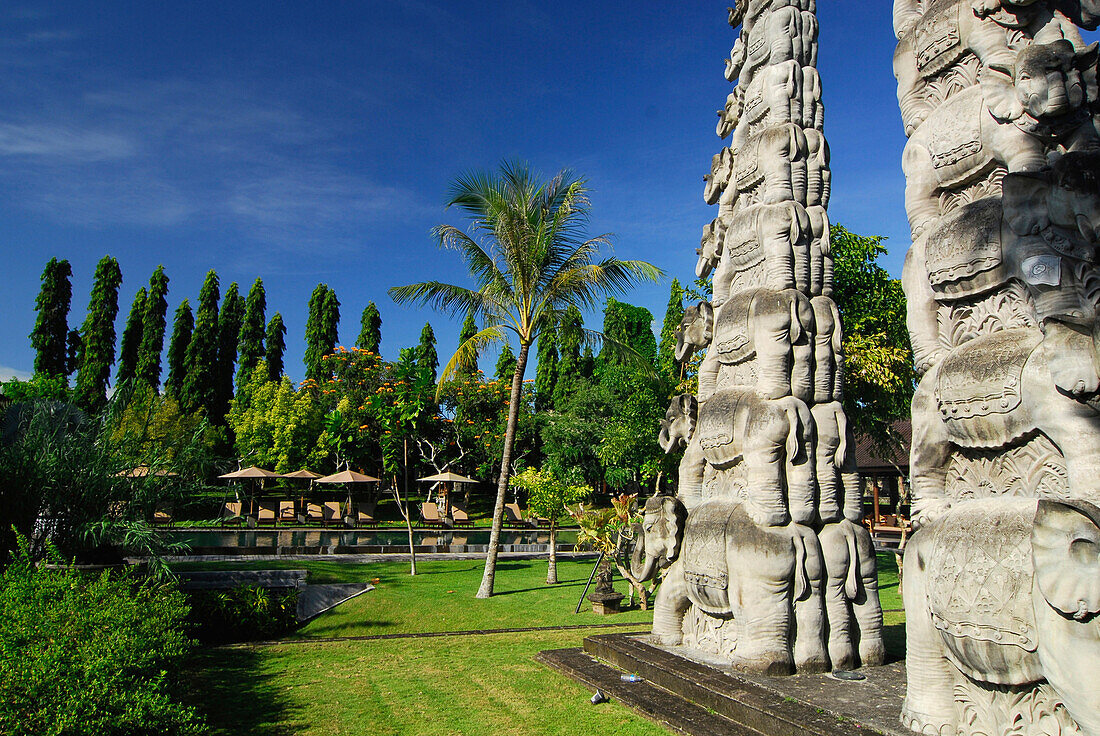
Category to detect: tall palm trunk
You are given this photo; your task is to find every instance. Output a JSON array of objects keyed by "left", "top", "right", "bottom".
[
  {"left": 547, "top": 519, "right": 558, "bottom": 585},
  {"left": 476, "top": 341, "right": 531, "bottom": 598}
]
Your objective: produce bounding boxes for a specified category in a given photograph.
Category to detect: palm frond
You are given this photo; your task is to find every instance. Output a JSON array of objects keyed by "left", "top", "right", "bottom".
[
  {"left": 579, "top": 328, "right": 658, "bottom": 378},
  {"left": 437, "top": 324, "right": 509, "bottom": 392}
]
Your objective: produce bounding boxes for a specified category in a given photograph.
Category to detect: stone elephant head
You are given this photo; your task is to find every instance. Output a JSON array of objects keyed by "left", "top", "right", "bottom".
[
  {"left": 986, "top": 40, "right": 1098, "bottom": 124},
  {"left": 675, "top": 302, "right": 714, "bottom": 364},
  {"left": 659, "top": 394, "right": 698, "bottom": 454},
  {"left": 630, "top": 494, "right": 687, "bottom": 583},
  {"left": 1004, "top": 150, "right": 1100, "bottom": 243},
  {"left": 733, "top": 122, "right": 809, "bottom": 207},
  {"left": 704, "top": 147, "right": 736, "bottom": 206},
  {"left": 696, "top": 216, "right": 728, "bottom": 278}
]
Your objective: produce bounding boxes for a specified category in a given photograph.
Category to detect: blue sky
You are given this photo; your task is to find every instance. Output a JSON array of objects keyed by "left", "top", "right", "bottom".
[{"left": 0, "top": 2, "right": 907, "bottom": 383}]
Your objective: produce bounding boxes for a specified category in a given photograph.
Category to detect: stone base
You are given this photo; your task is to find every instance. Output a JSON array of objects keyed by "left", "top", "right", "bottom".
[
  {"left": 588, "top": 591, "right": 625, "bottom": 615},
  {"left": 538, "top": 632, "right": 908, "bottom": 736}
]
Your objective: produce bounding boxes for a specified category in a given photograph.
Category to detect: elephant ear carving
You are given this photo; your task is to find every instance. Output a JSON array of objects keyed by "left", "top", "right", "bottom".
[
  {"left": 1003, "top": 172, "right": 1052, "bottom": 236},
  {"left": 661, "top": 496, "right": 688, "bottom": 562},
  {"left": 982, "top": 69, "right": 1024, "bottom": 122},
  {"left": 1033, "top": 500, "right": 1100, "bottom": 620}
]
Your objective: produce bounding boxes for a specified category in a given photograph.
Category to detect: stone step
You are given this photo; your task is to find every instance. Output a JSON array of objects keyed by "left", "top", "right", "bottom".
[
  {"left": 535, "top": 646, "right": 760, "bottom": 736},
  {"left": 582, "top": 633, "right": 881, "bottom": 736}
]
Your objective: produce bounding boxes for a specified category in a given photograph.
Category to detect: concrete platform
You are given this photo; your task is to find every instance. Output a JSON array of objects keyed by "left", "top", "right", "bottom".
[{"left": 538, "top": 632, "right": 907, "bottom": 736}]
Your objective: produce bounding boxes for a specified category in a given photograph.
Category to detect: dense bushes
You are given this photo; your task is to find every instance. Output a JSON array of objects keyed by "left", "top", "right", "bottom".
[
  {"left": 0, "top": 546, "right": 206, "bottom": 736},
  {"left": 187, "top": 584, "right": 299, "bottom": 645}
]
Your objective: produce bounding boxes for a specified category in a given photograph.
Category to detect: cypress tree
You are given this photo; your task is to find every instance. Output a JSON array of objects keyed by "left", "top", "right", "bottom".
[
  {"left": 534, "top": 327, "right": 558, "bottom": 412},
  {"left": 553, "top": 306, "right": 583, "bottom": 410},
  {"left": 579, "top": 345, "right": 596, "bottom": 380},
  {"left": 416, "top": 321, "right": 438, "bottom": 382},
  {"left": 236, "top": 278, "right": 266, "bottom": 389},
  {"left": 214, "top": 281, "right": 243, "bottom": 422},
  {"left": 456, "top": 310, "right": 478, "bottom": 378},
  {"left": 73, "top": 255, "right": 123, "bottom": 412},
  {"left": 495, "top": 344, "right": 517, "bottom": 383},
  {"left": 115, "top": 287, "right": 147, "bottom": 386},
  {"left": 321, "top": 287, "right": 340, "bottom": 357},
  {"left": 356, "top": 302, "right": 382, "bottom": 354},
  {"left": 66, "top": 329, "right": 82, "bottom": 376},
  {"left": 265, "top": 312, "right": 287, "bottom": 381},
  {"left": 304, "top": 284, "right": 329, "bottom": 381},
  {"left": 598, "top": 298, "right": 657, "bottom": 369},
  {"left": 657, "top": 278, "right": 683, "bottom": 384},
  {"left": 180, "top": 270, "right": 220, "bottom": 414},
  {"left": 165, "top": 300, "right": 193, "bottom": 397},
  {"left": 30, "top": 257, "right": 73, "bottom": 379},
  {"left": 136, "top": 265, "right": 170, "bottom": 390}
]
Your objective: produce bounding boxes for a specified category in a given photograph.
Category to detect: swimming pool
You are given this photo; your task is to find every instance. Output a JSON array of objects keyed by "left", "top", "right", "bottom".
[{"left": 165, "top": 528, "right": 580, "bottom": 555}]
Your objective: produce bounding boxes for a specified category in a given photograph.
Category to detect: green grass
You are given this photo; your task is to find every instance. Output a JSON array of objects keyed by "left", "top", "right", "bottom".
[
  {"left": 180, "top": 556, "right": 661, "bottom": 735},
  {"left": 173, "top": 557, "right": 653, "bottom": 638},
  {"left": 179, "top": 553, "right": 908, "bottom": 734}
]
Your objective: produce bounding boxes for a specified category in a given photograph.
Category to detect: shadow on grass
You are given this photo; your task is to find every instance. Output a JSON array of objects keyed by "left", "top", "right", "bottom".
[
  {"left": 184, "top": 646, "right": 298, "bottom": 736},
  {"left": 882, "top": 622, "right": 906, "bottom": 664},
  {"left": 296, "top": 619, "right": 397, "bottom": 637}
]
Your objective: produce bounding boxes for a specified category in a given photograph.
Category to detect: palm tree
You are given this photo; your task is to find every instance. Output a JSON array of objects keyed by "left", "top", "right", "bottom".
[{"left": 390, "top": 162, "right": 662, "bottom": 598}]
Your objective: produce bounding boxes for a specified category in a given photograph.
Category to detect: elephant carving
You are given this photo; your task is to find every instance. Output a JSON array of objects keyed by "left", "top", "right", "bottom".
[
  {"left": 818, "top": 519, "right": 887, "bottom": 670},
  {"left": 674, "top": 301, "right": 714, "bottom": 364},
  {"left": 811, "top": 401, "right": 860, "bottom": 525},
  {"left": 901, "top": 41, "right": 1100, "bottom": 237},
  {"left": 713, "top": 200, "right": 815, "bottom": 306},
  {"left": 804, "top": 128, "right": 831, "bottom": 208},
  {"left": 910, "top": 326, "right": 1100, "bottom": 522},
  {"left": 631, "top": 495, "right": 828, "bottom": 675},
  {"left": 903, "top": 152, "right": 1100, "bottom": 385},
  {"left": 810, "top": 295, "right": 844, "bottom": 403},
  {"left": 902, "top": 498, "right": 1100, "bottom": 736},
  {"left": 697, "top": 287, "right": 814, "bottom": 402},
  {"left": 697, "top": 215, "right": 728, "bottom": 280},
  {"left": 659, "top": 394, "right": 707, "bottom": 506},
  {"left": 725, "top": 123, "right": 809, "bottom": 209},
  {"left": 696, "top": 388, "right": 815, "bottom": 526},
  {"left": 704, "top": 147, "right": 736, "bottom": 205},
  {"left": 740, "top": 4, "right": 818, "bottom": 90}
]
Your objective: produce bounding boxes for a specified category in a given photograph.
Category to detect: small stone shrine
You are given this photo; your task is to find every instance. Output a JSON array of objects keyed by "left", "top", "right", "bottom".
[
  {"left": 630, "top": 0, "right": 886, "bottom": 676},
  {"left": 894, "top": 1, "right": 1100, "bottom": 735}
]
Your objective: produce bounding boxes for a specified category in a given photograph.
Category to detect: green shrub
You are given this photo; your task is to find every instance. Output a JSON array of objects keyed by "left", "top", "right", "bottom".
[
  {"left": 187, "top": 584, "right": 298, "bottom": 645},
  {"left": 0, "top": 545, "right": 206, "bottom": 736}
]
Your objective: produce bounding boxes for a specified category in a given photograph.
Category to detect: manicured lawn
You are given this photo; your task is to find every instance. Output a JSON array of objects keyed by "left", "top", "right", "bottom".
[
  {"left": 180, "top": 553, "right": 907, "bottom": 734},
  {"left": 173, "top": 556, "right": 653, "bottom": 638}
]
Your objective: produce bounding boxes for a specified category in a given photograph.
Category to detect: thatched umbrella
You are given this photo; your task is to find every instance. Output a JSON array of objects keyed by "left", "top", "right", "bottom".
[
  {"left": 417, "top": 471, "right": 479, "bottom": 516},
  {"left": 218, "top": 466, "right": 280, "bottom": 513},
  {"left": 315, "top": 470, "right": 381, "bottom": 514}
]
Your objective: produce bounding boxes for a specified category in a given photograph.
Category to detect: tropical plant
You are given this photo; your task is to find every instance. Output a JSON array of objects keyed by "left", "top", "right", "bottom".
[
  {"left": 116, "top": 286, "right": 148, "bottom": 386},
  {"left": 567, "top": 493, "right": 651, "bottom": 608},
  {"left": 236, "top": 278, "right": 266, "bottom": 389},
  {"left": 180, "top": 271, "right": 220, "bottom": 415},
  {"left": 0, "top": 539, "right": 206, "bottom": 736},
  {"left": 389, "top": 161, "right": 661, "bottom": 598}
]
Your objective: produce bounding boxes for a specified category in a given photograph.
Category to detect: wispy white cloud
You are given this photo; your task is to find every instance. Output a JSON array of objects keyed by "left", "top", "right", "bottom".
[
  {"left": 0, "top": 122, "right": 135, "bottom": 161},
  {"left": 0, "top": 364, "right": 32, "bottom": 382}
]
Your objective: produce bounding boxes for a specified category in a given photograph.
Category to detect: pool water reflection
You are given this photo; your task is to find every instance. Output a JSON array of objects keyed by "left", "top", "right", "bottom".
[{"left": 168, "top": 528, "right": 578, "bottom": 552}]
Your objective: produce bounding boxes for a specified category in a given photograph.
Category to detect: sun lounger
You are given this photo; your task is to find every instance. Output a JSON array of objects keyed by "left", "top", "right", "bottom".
[
  {"left": 305, "top": 502, "right": 324, "bottom": 525},
  {"left": 220, "top": 501, "right": 243, "bottom": 526},
  {"left": 355, "top": 501, "right": 378, "bottom": 527},
  {"left": 450, "top": 505, "right": 473, "bottom": 527},
  {"left": 277, "top": 500, "right": 297, "bottom": 525},
  {"left": 257, "top": 500, "right": 277, "bottom": 525},
  {"left": 504, "top": 503, "right": 535, "bottom": 528},
  {"left": 151, "top": 504, "right": 173, "bottom": 526},
  {"left": 420, "top": 502, "right": 444, "bottom": 527},
  {"left": 322, "top": 501, "right": 342, "bottom": 527}
]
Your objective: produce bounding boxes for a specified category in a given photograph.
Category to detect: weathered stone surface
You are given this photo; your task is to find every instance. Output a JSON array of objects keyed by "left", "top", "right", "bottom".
[
  {"left": 633, "top": 2, "right": 883, "bottom": 677},
  {"left": 897, "top": 2, "right": 1100, "bottom": 734}
]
